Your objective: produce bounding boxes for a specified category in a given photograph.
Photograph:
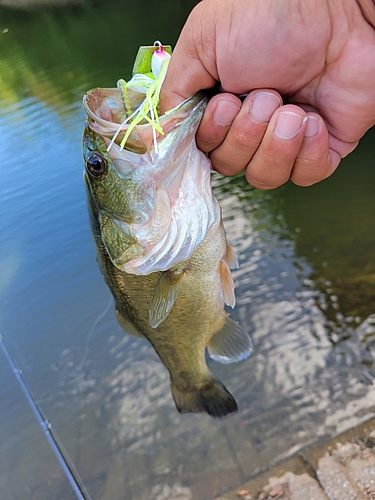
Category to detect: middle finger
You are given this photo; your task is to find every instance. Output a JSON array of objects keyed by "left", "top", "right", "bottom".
[{"left": 208, "top": 90, "right": 282, "bottom": 176}]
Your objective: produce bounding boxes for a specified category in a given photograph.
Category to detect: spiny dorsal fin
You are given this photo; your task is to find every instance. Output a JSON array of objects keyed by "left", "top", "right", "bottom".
[
  {"left": 115, "top": 308, "right": 144, "bottom": 338},
  {"left": 226, "top": 243, "right": 239, "bottom": 269},
  {"left": 149, "top": 270, "right": 184, "bottom": 328},
  {"left": 219, "top": 259, "right": 236, "bottom": 308},
  {"left": 207, "top": 314, "right": 253, "bottom": 364}
]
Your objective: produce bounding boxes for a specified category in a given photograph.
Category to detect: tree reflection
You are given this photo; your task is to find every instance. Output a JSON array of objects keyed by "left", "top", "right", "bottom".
[{"left": 0, "top": 0, "right": 198, "bottom": 107}]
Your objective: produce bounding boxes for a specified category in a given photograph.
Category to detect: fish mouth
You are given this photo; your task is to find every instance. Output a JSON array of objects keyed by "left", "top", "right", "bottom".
[
  {"left": 82, "top": 89, "right": 219, "bottom": 275},
  {"left": 82, "top": 88, "right": 207, "bottom": 153}
]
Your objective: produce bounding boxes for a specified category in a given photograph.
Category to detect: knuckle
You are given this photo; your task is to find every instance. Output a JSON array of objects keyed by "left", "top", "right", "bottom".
[
  {"left": 232, "top": 129, "right": 259, "bottom": 151},
  {"left": 197, "top": 136, "right": 219, "bottom": 153},
  {"left": 291, "top": 157, "right": 332, "bottom": 186},
  {"left": 196, "top": 128, "right": 227, "bottom": 153},
  {"left": 210, "top": 154, "right": 243, "bottom": 176},
  {"left": 245, "top": 168, "right": 288, "bottom": 190}
]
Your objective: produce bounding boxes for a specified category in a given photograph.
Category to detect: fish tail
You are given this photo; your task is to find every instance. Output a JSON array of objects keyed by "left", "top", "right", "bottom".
[{"left": 170, "top": 377, "right": 237, "bottom": 418}]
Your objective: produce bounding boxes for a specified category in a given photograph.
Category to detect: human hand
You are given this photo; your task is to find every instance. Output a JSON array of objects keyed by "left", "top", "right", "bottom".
[{"left": 160, "top": 0, "right": 375, "bottom": 189}]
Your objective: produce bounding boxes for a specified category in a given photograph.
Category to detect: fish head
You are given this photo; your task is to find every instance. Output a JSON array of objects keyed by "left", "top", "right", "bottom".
[
  {"left": 83, "top": 125, "right": 150, "bottom": 267},
  {"left": 83, "top": 126, "right": 145, "bottom": 224},
  {"left": 83, "top": 89, "right": 218, "bottom": 274}
]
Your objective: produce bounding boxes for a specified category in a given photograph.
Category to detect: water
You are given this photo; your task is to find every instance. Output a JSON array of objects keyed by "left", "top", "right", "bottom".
[{"left": 0, "top": 2, "right": 375, "bottom": 499}]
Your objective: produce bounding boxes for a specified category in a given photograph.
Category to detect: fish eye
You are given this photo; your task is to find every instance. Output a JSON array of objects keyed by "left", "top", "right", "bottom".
[{"left": 86, "top": 152, "right": 106, "bottom": 178}]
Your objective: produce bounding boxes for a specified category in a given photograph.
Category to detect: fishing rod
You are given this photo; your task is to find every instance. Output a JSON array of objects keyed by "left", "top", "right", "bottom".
[{"left": 0, "top": 334, "right": 92, "bottom": 500}]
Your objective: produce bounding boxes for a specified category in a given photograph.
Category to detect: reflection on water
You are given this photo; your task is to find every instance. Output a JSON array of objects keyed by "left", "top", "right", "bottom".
[
  {"left": 0, "top": 2, "right": 375, "bottom": 499},
  {"left": 0, "top": 0, "right": 195, "bottom": 108},
  {"left": 1, "top": 0, "right": 86, "bottom": 8},
  {"left": 280, "top": 143, "right": 375, "bottom": 336}
]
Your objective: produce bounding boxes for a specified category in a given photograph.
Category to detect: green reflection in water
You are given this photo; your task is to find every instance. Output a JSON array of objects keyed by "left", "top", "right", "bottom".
[
  {"left": 280, "top": 127, "right": 375, "bottom": 328},
  {"left": 0, "top": 0, "right": 198, "bottom": 107}
]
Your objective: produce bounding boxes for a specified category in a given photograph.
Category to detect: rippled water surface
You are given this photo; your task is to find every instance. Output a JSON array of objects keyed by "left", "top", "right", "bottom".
[{"left": 1, "top": 2, "right": 375, "bottom": 499}]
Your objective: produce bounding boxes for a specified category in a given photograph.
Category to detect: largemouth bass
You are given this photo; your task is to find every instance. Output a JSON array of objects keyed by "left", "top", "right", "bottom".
[{"left": 82, "top": 84, "right": 253, "bottom": 418}]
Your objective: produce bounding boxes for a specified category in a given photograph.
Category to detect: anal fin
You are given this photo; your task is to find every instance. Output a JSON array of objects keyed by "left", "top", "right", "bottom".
[
  {"left": 207, "top": 314, "right": 253, "bottom": 364},
  {"left": 219, "top": 259, "right": 236, "bottom": 308},
  {"left": 149, "top": 270, "right": 184, "bottom": 328}
]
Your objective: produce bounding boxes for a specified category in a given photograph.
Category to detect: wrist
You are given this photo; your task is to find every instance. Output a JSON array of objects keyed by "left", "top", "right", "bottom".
[{"left": 356, "top": 0, "right": 375, "bottom": 28}]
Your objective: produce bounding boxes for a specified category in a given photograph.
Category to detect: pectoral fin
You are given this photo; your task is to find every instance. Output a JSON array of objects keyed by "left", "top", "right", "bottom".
[
  {"left": 219, "top": 259, "right": 236, "bottom": 308},
  {"left": 101, "top": 215, "right": 145, "bottom": 268},
  {"left": 149, "top": 270, "right": 184, "bottom": 328},
  {"left": 207, "top": 314, "right": 253, "bottom": 364}
]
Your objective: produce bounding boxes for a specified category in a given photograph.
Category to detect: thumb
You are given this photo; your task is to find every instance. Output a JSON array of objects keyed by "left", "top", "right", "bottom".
[{"left": 159, "top": 7, "right": 217, "bottom": 113}]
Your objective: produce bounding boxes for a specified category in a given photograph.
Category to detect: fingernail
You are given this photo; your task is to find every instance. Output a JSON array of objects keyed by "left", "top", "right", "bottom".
[
  {"left": 250, "top": 92, "right": 280, "bottom": 122},
  {"left": 274, "top": 111, "right": 306, "bottom": 139},
  {"left": 213, "top": 100, "right": 240, "bottom": 126},
  {"left": 304, "top": 115, "right": 319, "bottom": 137}
]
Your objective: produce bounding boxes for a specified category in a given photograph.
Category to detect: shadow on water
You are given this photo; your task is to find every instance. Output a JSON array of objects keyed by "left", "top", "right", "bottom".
[{"left": 0, "top": 2, "right": 375, "bottom": 499}]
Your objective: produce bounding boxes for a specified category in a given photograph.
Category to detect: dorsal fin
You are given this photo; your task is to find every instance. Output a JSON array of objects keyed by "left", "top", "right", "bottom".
[
  {"left": 149, "top": 270, "right": 184, "bottom": 328},
  {"left": 207, "top": 314, "right": 253, "bottom": 364},
  {"left": 219, "top": 259, "right": 236, "bottom": 308}
]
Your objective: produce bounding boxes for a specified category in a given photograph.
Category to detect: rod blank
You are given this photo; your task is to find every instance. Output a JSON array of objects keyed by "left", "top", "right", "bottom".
[{"left": 0, "top": 334, "right": 92, "bottom": 500}]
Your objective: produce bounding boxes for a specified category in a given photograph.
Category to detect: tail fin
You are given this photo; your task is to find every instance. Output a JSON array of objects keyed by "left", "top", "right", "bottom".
[{"left": 170, "top": 378, "right": 237, "bottom": 418}]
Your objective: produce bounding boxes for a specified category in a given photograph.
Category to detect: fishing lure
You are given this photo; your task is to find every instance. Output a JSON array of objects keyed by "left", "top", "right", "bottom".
[{"left": 108, "top": 41, "right": 172, "bottom": 154}]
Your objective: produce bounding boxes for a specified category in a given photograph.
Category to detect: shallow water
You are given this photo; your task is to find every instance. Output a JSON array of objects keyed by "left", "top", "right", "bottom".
[{"left": 0, "top": 2, "right": 375, "bottom": 499}]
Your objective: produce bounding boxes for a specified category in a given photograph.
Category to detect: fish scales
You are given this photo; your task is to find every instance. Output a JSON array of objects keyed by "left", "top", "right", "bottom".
[{"left": 83, "top": 87, "right": 253, "bottom": 418}]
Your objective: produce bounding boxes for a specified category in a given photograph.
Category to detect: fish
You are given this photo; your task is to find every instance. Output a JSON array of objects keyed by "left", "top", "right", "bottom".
[{"left": 82, "top": 88, "right": 253, "bottom": 418}]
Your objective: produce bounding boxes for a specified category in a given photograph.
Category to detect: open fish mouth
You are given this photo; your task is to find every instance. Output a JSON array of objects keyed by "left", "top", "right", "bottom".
[
  {"left": 83, "top": 88, "right": 205, "bottom": 154},
  {"left": 83, "top": 90, "right": 221, "bottom": 275}
]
